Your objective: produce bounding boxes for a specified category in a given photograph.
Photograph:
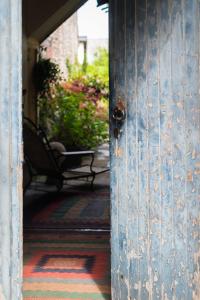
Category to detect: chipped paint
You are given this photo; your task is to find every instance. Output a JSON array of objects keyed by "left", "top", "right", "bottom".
[
  {"left": 0, "top": 0, "right": 22, "bottom": 299},
  {"left": 110, "top": 0, "right": 200, "bottom": 299},
  {"left": 0, "top": 285, "right": 6, "bottom": 300},
  {"left": 187, "top": 171, "right": 193, "bottom": 182},
  {"left": 192, "top": 248, "right": 200, "bottom": 300},
  {"left": 115, "top": 147, "right": 123, "bottom": 157},
  {"left": 116, "top": 99, "right": 126, "bottom": 111}
]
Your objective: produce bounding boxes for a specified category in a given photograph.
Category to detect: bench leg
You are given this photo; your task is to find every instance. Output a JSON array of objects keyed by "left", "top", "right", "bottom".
[{"left": 90, "top": 172, "right": 96, "bottom": 191}]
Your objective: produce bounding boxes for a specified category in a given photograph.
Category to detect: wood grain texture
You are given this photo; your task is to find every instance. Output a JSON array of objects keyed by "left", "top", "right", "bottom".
[
  {"left": 0, "top": 0, "right": 22, "bottom": 299},
  {"left": 110, "top": 0, "right": 200, "bottom": 299}
]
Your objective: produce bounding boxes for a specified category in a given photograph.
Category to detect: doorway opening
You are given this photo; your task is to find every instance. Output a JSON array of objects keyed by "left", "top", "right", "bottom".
[{"left": 22, "top": 0, "right": 111, "bottom": 299}]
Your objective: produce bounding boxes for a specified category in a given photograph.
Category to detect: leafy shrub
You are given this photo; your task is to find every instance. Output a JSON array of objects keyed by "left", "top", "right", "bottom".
[
  {"left": 36, "top": 48, "right": 109, "bottom": 150},
  {"left": 40, "top": 86, "right": 108, "bottom": 150},
  {"left": 66, "top": 47, "right": 109, "bottom": 96},
  {"left": 62, "top": 81, "right": 108, "bottom": 120}
]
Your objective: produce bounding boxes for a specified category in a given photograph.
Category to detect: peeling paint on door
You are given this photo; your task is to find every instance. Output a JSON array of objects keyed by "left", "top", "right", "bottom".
[
  {"left": 0, "top": 0, "right": 22, "bottom": 299},
  {"left": 110, "top": 0, "right": 200, "bottom": 299}
]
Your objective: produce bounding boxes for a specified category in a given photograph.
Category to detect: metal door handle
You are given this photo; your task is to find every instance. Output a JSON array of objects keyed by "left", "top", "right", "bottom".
[
  {"left": 112, "top": 101, "right": 126, "bottom": 139},
  {"left": 112, "top": 106, "right": 126, "bottom": 121}
]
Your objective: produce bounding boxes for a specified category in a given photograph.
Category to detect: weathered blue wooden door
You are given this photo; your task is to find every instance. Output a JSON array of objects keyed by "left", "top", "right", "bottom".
[
  {"left": 110, "top": 0, "right": 200, "bottom": 299},
  {"left": 0, "top": 0, "right": 22, "bottom": 299}
]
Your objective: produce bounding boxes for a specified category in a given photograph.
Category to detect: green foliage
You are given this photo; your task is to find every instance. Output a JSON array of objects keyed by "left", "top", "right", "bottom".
[
  {"left": 39, "top": 86, "right": 108, "bottom": 149},
  {"left": 66, "top": 47, "right": 109, "bottom": 95},
  {"left": 37, "top": 48, "right": 109, "bottom": 150},
  {"left": 33, "top": 55, "right": 61, "bottom": 96},
  {"left": 87, "top": 48, "right": 109, "bottom": 86}
]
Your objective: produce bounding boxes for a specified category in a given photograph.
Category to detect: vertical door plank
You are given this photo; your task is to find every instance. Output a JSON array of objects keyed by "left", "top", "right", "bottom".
[
  {"left": 159, "top": 1, "right": 175, "bottom": 299},
  {"left": 183, "top": 1, "right": 200, "bottom": 299},
  {"left": 115, "top": 0, "right": 129, "bottom": 298},
  {"left": 171, "top": 0, "right": 188, "bottom": 298},
  {"left": 109, "top": 0, "right": 119, "bottom": 298},
  {"left": 146, "top": 1, "right": 161, "bottom": 298},
  {"left": 0, "top": 0, "right": 22, "bottom": 299},
  {"left": 126, "top": 0, "right": 140, "bottom": 299},
  {"left": 135, "top": 0, "right": 149, "bottom": 299},
  {"left": 111, "top": 1, "right": 128, "bottom": 298},
  {"left": 110, "top": 0, "right": 128, "bottom": 298}
]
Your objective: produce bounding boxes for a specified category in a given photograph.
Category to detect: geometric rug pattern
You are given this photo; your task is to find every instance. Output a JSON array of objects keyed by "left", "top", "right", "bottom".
[
  {"left": 24, "top": 189, "right": 110, "bottom": 230},
  {"left": 23, "top": 232, "right": 111, "bottom": 299}
]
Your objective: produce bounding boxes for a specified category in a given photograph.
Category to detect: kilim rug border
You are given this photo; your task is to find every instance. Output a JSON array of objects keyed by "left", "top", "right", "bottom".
[
  {"left": 24, "top": 189, "right": 110, "bottom": 230},
  {"left": 23, "top": 232, "right": 111, "bottom": 300}
]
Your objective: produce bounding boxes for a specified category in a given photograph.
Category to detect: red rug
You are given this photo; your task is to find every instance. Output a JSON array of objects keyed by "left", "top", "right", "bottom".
[
  {"left": 23, "top": 232, "right": 111, "bottom": 300},
  {"left": 24, "top": 189, "right": 110, "bottom": 230}
]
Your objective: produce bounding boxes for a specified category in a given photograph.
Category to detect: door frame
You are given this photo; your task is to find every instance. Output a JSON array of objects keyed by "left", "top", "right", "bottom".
[
  {"left": 0, "top": 0, "right": 23, "bottom": 299},
  {"left": 1, "top": 0, "right": 113, "bottom": 298}
]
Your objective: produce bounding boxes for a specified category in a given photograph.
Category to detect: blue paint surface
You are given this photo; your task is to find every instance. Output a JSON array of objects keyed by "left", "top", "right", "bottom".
[{"left": 110, "top": 0, "right": 200, "bottom": 299}]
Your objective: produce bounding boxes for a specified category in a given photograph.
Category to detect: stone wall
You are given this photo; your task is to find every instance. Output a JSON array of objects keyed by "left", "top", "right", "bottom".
[{"left": 41, "top": 13, "right": 78, "bottom": 78}]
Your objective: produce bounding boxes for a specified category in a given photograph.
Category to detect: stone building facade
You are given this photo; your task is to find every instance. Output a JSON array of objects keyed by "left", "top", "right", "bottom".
[
  {"left": 41, "top": 12, "right": 109, "bottom": 78},
  {"left": 41, "top": 13, "right": 79, "bottom": 78}
]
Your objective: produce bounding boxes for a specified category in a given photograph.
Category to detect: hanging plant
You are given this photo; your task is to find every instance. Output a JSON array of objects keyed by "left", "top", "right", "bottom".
[
  {"left": 33, "top": 47, "right": 61, "bottom": 130},
  {"left": 33, "top": 56, "right": 61, "bottom": 96}
]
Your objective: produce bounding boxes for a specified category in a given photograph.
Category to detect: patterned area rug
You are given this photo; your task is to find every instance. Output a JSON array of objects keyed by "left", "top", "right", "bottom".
[
  {"left": 24, "top": 189, "right": 110, "bottom": 230},
  {"left": 23, "top": 232, "right": 111, "bottom": 300}
]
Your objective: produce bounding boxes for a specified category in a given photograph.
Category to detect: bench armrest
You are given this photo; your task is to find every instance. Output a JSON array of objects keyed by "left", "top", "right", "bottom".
[{"left": 61, "top": 151, "right": 95, "bottom": 156}]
